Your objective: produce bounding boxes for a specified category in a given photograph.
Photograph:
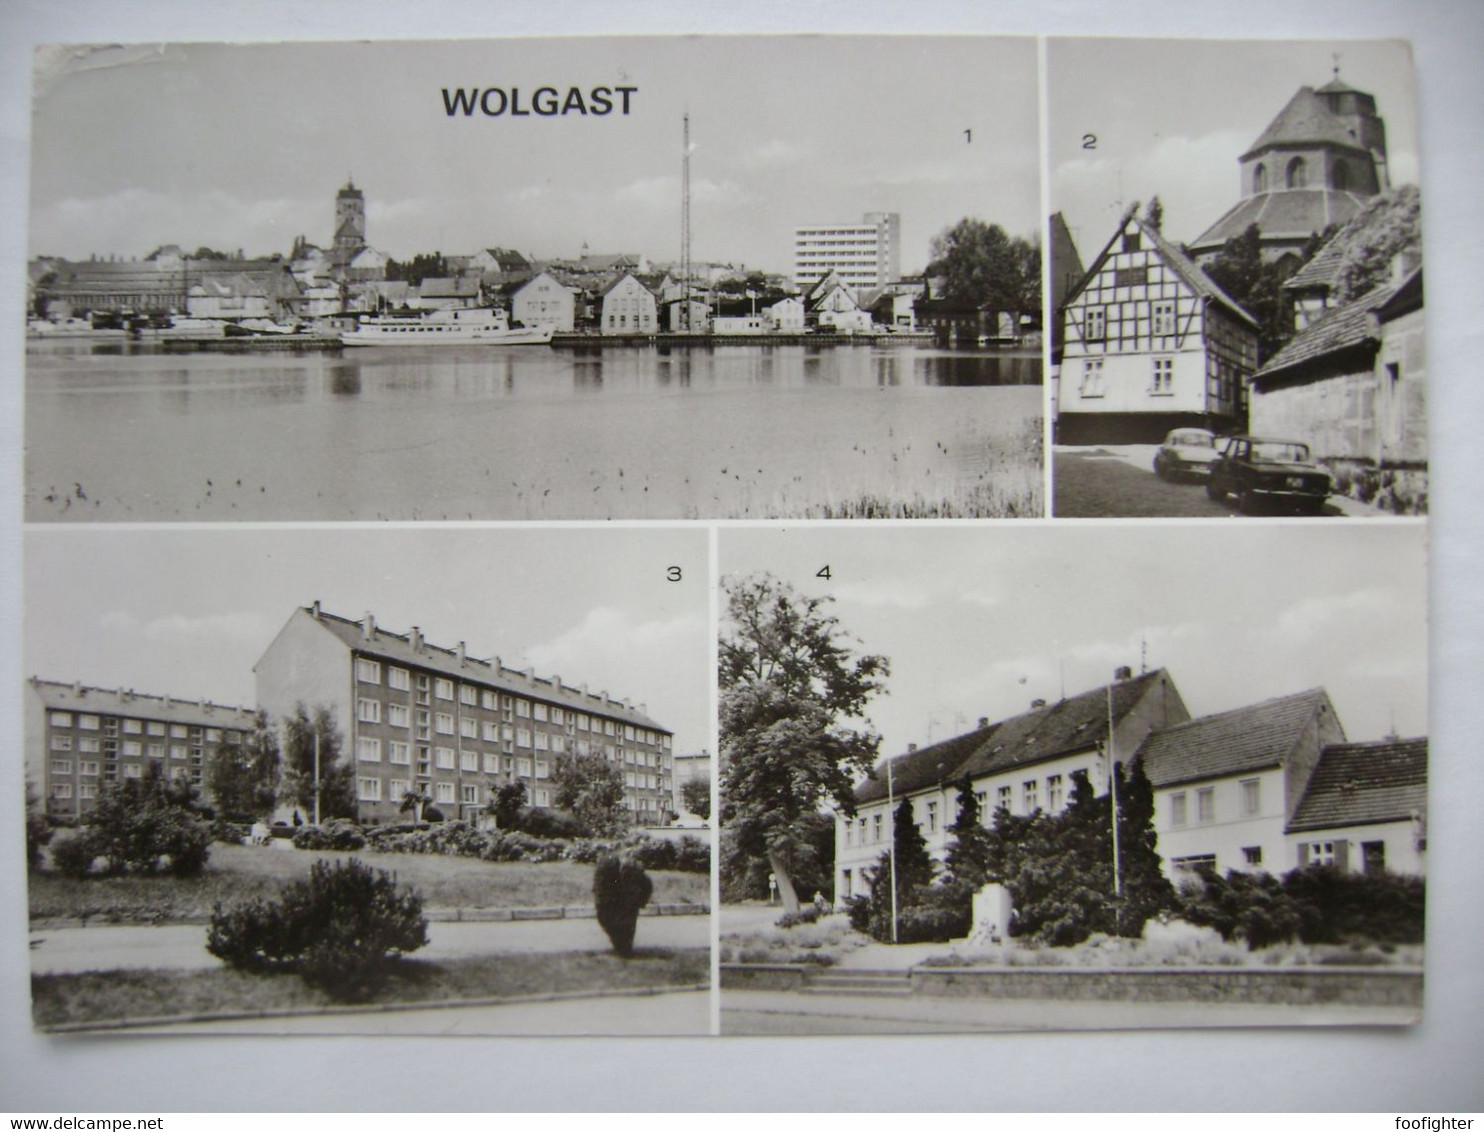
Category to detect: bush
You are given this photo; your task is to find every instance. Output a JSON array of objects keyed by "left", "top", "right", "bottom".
[
  {"left": 50, "top": 830, "right": 97, "bottom": 880},
  {"left": 511, "top": 806, "right": 585, "bottom": 840},
  {"left": 207, "top": 857, "right": 428, "bottom": 1002},
  {"left": 26, "top": 800, "right": 53, "bottom": 871},
  {"left": 1281, "top": 865, "right": 1425, "bottom": 945},
  {"left": 292, "top": 818, "right": 367, "bottom": 852},
  {"left": 1178, "top": 868, "right": 1303, "bottom": 949},
  {"left": 161, "top": 814, "right": 212, "bottom": 877},
  {"left": 209, "top": 817, "right": 246, "bottom": 846},
  {"left": 671, "top": 835, "right": 712, "bottom": 875},
  {"left": 593, "top": 855, "right": 653, "bottom": 957},
  {"left": 776, "top": 905, "right": 823, "bottom": 930}
]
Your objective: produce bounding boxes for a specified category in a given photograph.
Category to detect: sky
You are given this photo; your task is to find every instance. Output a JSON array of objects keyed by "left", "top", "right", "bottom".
[
  {"left": 1049, "top": 37, "right": 1420, "bottom": 259},
  {"left": 721, "top": 522, "right": 1428, "bottom": 774},
  {"left": 24, "top": 526, "right": 710, "bottom": 756},
  {"left": 29, "top": 37, "right": 1041, "bottom": 273}
]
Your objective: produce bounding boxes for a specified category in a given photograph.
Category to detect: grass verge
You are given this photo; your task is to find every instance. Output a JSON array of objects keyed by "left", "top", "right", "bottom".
[
  {"left": 29, "top": 843, "right": 708, "bottom": 924},
  {"left": 32, "top": 947, "right": 710, "bottom": 1030}
]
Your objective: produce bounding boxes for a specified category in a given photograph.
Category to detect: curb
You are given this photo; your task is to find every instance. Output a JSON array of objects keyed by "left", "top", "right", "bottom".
[{"left": 41, "top": 982, "right": 713, "bottom": 1034}]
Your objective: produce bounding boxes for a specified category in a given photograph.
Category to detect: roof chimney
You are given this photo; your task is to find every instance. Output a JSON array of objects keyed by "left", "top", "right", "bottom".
[
  {"left": 73, "top": 680, "right": 81, "bottom": 695},
  {"left": 457, "top": 641, "right": 466, "bottom": 664},
  {"left": 908, "top": 742, "right": 918, "bottom": 753},
  {"left": 494, "top": 655, "right": 503, "bottom": 674},
  {"left": 1113, "top": 666, "right": 1133, "bottom": 682},
  {"left": 363, "top": 613, "right": 376, "bottom": 640},
  {"left": 978, "top": 716, "right": 989, "bottom": 729},
  {"left": 1031, "top": 697, "right": 1047, "bottom": 710},
  {"left": 311, "top": 600, "right": 321, "bottom": 619},
  {"left": 411, "top": 626, "right": 423, "bottom": 652}
]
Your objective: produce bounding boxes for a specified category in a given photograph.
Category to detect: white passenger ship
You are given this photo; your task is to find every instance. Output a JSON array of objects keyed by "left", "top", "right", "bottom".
[{"left": 340, "top": 307, "right": 554, "bottom": 347}]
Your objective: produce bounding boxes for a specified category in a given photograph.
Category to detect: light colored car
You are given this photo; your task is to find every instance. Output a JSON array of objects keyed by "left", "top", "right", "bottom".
[{"left": 1153, "top": 428, "right": 1219, "bottom": 481}]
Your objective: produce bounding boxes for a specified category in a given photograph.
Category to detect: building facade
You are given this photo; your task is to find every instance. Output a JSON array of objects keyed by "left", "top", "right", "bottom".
[
  {"left": 835, "top": 669, "right": 1189, "bottom": 903},
  {"left": 511, "top": 271, "right": 577, "bottom": 332},
  {"left": 1135, "top": 688, "right": 1346, "bottom": 880},
  {"left": 254, "top": 604, "right": 674, "bottom": 825},
  {"left": 26, "top": 678, "right": 258, "bottom": 821},
  {"left": 599, "top": 273, "right": 659, "bottom": 335},
  {"left": 792, "top": 212, "right": 901, "bottom": 297},
  {"left": 1055, "top": 212, "right": 1259, "bottom": 444},
  {"left": 1286, "top": 737, "right": 1427, "bottom": 876}
]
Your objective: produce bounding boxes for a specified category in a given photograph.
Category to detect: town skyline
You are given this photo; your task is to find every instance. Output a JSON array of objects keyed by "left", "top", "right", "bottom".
[
  {"left": 722, "top": 523, "right": 1427, "bottom": 773},
  {"left": 29, "top": 37, "right": 1041, "bottom": 272},
  {"left": 24, "top": 528, "right": 711, "bottom": 759}
]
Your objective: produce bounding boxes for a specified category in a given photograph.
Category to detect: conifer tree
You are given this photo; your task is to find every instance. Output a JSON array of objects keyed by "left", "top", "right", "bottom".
[{"left": 945, "top": 774, "right": 996, "bottom": 889}]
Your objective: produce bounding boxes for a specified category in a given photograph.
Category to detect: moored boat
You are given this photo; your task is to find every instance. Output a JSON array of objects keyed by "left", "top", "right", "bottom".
[{"left": 340, "top": 306, "right": 554, "bottom": 347}]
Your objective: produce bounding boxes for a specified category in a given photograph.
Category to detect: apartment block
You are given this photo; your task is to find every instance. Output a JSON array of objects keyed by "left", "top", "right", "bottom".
[
  {"left": 792, "top": 212, "right": 901, "bottom": 296},
  {"left": 26, "top": 677, "right": 258, "bottom": 821},
  {"left": 254, "top": 603, "right": 674, "bottom": 825}
]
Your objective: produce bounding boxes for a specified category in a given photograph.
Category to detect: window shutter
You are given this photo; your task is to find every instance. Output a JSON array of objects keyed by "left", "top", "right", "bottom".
[
  {"left": 1298, "top": 843, "right": 1310, "bottom": 866},
  {"left": 1334, "top": 840, "right": 1350, "bottom": 872}
]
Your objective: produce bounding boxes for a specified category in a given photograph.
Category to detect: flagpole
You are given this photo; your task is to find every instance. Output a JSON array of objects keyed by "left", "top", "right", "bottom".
[{"left": 887, "top": 756, "right": 899, "bottom": 944}]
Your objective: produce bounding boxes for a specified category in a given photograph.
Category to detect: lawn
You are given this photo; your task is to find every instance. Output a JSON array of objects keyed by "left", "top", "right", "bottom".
[
  {"left": 32, "top": 947, "right": 711, "bottom": 1030},
  {"left": 29, "top": 842, "right": 709, "bottom": 924}
]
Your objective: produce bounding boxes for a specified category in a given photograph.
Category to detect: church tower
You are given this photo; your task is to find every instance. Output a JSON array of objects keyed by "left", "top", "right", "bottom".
[
  {"left": 1189, "top": 69, "right": 1388, "bottom": 266},
  {"left": 333, "top": 179, "right": 366, "bottom": 259}
]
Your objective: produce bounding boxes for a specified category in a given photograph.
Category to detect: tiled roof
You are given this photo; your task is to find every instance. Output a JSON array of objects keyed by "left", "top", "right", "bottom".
[
  {"left": 959, "top": 669, "right": 1174, "bottom": 780},
  {"left": 1191, "top": 190, "right": 1369, "bottom": 252},
  {"left": 1287, "top": 737, "right": 1427, "bottom": 833},
  {"left": 1136, "top": 689, "right": 1332, "bottom": 787},
  {"left": 30, "top": 677, "right": 257, "bottom": 728},
  {"left": 1253, "top": 271, "right": 1415, "bottom": 383},
  {"left": 1137, "top": 219, "right": 1258, "bottom": 326},
  {"left": 1242, "top": 87, "right": 1374, "bottom": 159},
  {"left": 855, "top": 669, "right": 1173, "bottom": 804},
  {"left": 300, "top": 607, "right": 669, "bottom": 732},
  {"left": 418, "top": 276, "right": 479, "bottom": 299},
  {"left": 1282, "top": 186, "right": 1422, "bottom": 295}
]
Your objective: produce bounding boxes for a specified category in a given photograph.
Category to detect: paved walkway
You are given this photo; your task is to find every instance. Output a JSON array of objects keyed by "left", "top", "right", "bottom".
[
  {"left": 123, "top": 989, "right": 712, "bottom": 1036},
  {"left": 31, "top": 914, "right": 710, "bottom": 976},
  {"left": 721, "top": 988, "right": 1417, "bottom": 1035}
]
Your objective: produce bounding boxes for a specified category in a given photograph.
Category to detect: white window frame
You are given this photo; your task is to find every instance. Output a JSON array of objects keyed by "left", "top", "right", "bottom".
[
  {"left": 435, "top": 747, "right": 456, "bottom": 770},
  {"left": 356, "top": 658, "right": 382, "bottom": 684},
  {"left": 357, "top": 737, "right": 382, "bottom": 763},
  {"left": 357, "top": 698, "right": 382, "bottom": 724},
  {"left": 388, "top": 667, "right": 410, "bottom": 691},
  {"left": 389, "top": 741, "right": 411, "bottom": 766},
  {"left": 435, "top": 712, "right": 455, "bottom": 735},
  {"left": 1240, "top": 778, "right": 1261, "bottom": 817},
  {"left": 358, "top": 777, "right": 383, "bottom": 802},
  {"left": 435, "top": 678, "right": 455, "bottom": 701},
  {"left": 1080, "top": 357, "right": 1106, "bottom": 398}
]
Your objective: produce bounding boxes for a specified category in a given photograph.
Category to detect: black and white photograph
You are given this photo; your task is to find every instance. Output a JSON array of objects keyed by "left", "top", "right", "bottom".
[
  {"left": 25, "top": 36, "right": 1044, "bottom": 523},
  {"left": 22, "top": 526, "right": 712, "bottom": 1035},
  {"left": 1047, "top": 38, "right": 1425, "bottom": 519},
  {"left": 718, "top": 522, "right": 1427, "bottom": 1035}
]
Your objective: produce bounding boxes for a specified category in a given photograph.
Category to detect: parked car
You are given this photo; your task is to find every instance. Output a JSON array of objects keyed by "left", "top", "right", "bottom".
[
  {"left": 1153, "top": 428, "right": 1219, "bottom": 481},
  {"left": 1206, "top": 435, "right": 1332, "bottom": 514}
]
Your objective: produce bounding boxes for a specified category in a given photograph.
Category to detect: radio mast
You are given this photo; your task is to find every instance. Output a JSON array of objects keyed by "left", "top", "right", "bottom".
[{"left": 680, "top": 112, "right": 692, "bottom": 332}]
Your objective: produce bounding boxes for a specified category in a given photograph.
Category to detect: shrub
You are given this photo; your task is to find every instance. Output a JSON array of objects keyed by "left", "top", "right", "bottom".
[
  {"left": 161, "top": 813, "right": 212, "bottom": 877},
  {"left": 26, "top": 792, "right": 53, "bottom": 871},
  {"left": 512, "top": 806, "right": 585, "bottom": 840},
  {"left": 776, "top": 905, "right": 824, "bottom": 929},
  {"left": 207, "top": 857, "right": 428, "bottom": 1002},
  {"left": 1178, "top": 868, "right": 1303, "bottom": 949},
  {"left": 1281, "top": 865, "right": 1425, "bottom": 945},
  {"left": 209, "top": 817, "right": 246, "bottom": 846},
  {"left": 844, "top": 895, "right": 871, "bottom": 933},
  {"left": 671, "top": 835, "right": 712, "bottom": 875},
  {"left": 593, "top": 855, "right": 653, "bottom": 957},
  {"left": 292, "top": 818, "right": 367, "bottom": 852},
  {"left": 626, "top": 837, "right": 679, "bottom": 872},
  {"left": 50, "top": 830, "right": 97, "bottom": 880}
]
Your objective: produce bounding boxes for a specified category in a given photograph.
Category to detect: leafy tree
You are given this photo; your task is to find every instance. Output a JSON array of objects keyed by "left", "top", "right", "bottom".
[
  {"left": 1142, "top": 195, "right": 1164, "bottom": 234},
  {"left": 25, "top": 780, "right": 53, "bottom": 871},
  {"left": 926, "top": 218, "right": 1041, "bottom": 313},
  {"left": 593, "top": 855, "right": 653, "bottom": 956},
  {"left": 384, "top": 252, "right": 450, "bottom": 286},
  {"left": 862, "top": 797, "right": 936, "bottom": 938},
  {"left": 944, "top": 774, "right": 995, "bottom": 889},
  {"left": 552, "top": 750, "right": 630, "bottom": 838},
  {"left": 679, "top": 777, "right": 711, "bottom": 821},
  {"left": 399, "top": 785, "right": 432, "bottom": 823},
  {"left": 490, "top": 781, "right": 527, "bottom": 829},
  {"left": 205, "top": 711, "right": 281, "bottom": 822},
  {"left": 720, "top": 573, "right": 889, "bottom": 912},
  {"left": 68, "top": 763, "right": 211, "bottom": 877},
  {"left": 279, "top": 703, "right": 355, "bottom": 822},
  {"left": 1200, "top": 221, "right": 1327, "bottom": 364},
  {"left": 1331, "top": 184, "right": 1422, "bottom": 302}
]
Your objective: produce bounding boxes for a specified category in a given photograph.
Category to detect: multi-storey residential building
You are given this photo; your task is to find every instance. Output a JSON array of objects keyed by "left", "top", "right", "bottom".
[
  {"left": 598, "top": 273, "right": 659, "bottom": 335},
  {"left": 792, "top": 212, "right": 901, "bottom": 297},
  {"left": 1055, "top": 211, "right": 1259, "bottom": 444},
  {"left": 26, "top": 678, "right": 258, "bottom": 821},
  {"left": 254, "top": 603, "right": 674, "bottom": 825},
  {"left": 835, "top": 668, "right": 1189, "bottom": 903}
]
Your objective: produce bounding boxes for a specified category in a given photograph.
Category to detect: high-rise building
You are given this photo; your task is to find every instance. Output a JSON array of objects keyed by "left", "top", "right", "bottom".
[
  {"left": 26, "top": 678, "right": 258, "bottom": 821},
  {"left": 254, "top": 603, "right": 674, "bottom": 825},
  {"left": 792, "top": 211, "right": 901, "bottom": 295}
]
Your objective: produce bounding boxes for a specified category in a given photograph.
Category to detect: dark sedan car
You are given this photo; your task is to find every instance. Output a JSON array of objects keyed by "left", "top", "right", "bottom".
[{"left": 1206, "top": 435, "right": 1332, "bottom": 515}]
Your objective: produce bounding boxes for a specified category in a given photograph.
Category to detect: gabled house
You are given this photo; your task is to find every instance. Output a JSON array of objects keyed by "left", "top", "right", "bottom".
[
  {"left": 804, "top": 271, "right": 873, "bottom": 333},
  {"left": 468, "top": 247, "right": 532, "bottom": 281},
  {"left": 1135, "top": 688, "right": 1345, "bottom": 880},
  {"left": 599, "top": 273, "right": 659, "bottom": 335},
  {"left": 763, "top": 296, "right": 805, "bottom": 333},
  {"left": 1286, "top": 737, "right": 1427, "bottom": 876},
  {"left": 1055, "top": 210, "right": 1259, "bottom": 444},
  {"left": 835, "top": 668, "right": 1189, "bottom": 903},
  {"left": 416, "top": 276, "right": 480, "bottom": 310},
  {"left": 511, "top": 271, "right": 578, "bottom": 332},
  {"left": 1251, "top": 260, "right": 1425, "bottom": 508}
]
